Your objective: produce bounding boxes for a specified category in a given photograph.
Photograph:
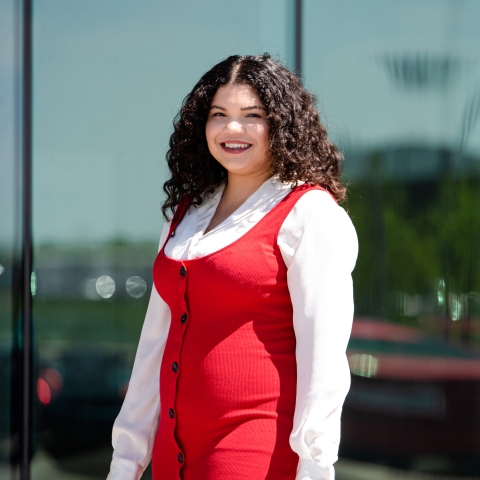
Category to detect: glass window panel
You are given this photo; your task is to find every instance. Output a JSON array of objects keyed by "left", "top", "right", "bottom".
[
  {"left": 305, "top": 0, "right": 480, "bottom": 477},
  {"left": 0, "top": 0, "right": 21, "bottom": 475},
  {"left": 31, "top": 1, "right": 292, "bottom": 478}
]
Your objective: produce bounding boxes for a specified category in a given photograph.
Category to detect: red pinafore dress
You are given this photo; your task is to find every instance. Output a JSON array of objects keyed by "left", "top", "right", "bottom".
[{"left": 151, "top": 184, "right": 323, "bottom": 480}]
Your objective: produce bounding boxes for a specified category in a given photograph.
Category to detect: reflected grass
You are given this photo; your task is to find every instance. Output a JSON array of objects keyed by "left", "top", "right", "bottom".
[{"left": 33, "top": 298, "right": 148, "bottom": 345}]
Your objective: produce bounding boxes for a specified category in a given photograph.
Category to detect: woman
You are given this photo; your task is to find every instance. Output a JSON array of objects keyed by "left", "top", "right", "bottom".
[{"left": 107, "top": 54, "right": 358, "bottom": 480}]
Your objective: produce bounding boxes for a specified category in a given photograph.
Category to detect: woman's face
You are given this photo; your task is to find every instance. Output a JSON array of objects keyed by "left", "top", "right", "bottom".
[{"left": 205, "top": 83, "right": 270, "bottom": 179}]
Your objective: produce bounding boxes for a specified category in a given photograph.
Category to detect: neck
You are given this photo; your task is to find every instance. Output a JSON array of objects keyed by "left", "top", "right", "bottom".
[
  {"left": 203, "top": 169, "right": 272, "bottom": 235},
  {"left": 222, "top": 170, "right": 272, "bottom": 207}
]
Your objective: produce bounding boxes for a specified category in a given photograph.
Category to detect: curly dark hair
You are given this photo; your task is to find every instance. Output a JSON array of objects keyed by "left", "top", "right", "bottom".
[{"left": 162, "top": 53, "right": 346, "bottom": 220}]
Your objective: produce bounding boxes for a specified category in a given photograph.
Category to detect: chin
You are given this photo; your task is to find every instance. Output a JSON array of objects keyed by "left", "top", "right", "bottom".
[{"left": 218, "top": 159, "right": 250, "bottom": 172}]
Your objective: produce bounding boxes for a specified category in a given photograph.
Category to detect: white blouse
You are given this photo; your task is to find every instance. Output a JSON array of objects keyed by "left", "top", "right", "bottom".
[{"left": 107, "top": 176, "right": 358, "bottom": 480}]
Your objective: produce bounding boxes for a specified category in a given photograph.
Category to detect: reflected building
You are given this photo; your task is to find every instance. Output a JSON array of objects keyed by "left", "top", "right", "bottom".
[{"left": 1, "top": 0, "right": 480, "bottom": 479}]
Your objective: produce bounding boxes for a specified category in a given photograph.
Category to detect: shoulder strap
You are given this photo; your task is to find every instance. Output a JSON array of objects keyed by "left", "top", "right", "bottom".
[
  {"left": 256, "top": 184, "right": 336, "bottom": 240},
  {"left": 289, "top": 183, "right": 337, "bottom": 203},
  {"left": 165, "top": 196, "right": 192, "bottom": 241}
]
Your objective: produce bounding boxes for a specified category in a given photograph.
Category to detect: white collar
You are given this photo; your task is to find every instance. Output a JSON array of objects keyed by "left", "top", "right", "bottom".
[
  {"left": 202, "top": 175, "right": 296, "bottom": 205},
  {"left": 195, "top": 175, "right": 298, "bottom": 237}
]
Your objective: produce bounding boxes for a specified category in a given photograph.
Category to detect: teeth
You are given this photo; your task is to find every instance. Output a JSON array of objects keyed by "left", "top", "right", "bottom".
[{"left": 224, "top": 143, "right": 250, "bottom": 149}]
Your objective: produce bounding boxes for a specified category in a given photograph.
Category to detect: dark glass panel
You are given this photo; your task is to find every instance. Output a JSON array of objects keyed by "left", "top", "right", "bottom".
[{"left": 0, "top": 0, "right": 22, "bottom": 476}]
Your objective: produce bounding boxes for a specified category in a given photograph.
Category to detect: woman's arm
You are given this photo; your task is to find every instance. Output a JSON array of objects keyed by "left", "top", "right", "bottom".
[
  {"left": 278, "top": 189, "right": 358, "bottom": 480},
  {"left": 107, "top": 221, "right": 172, "bottom": 480}
]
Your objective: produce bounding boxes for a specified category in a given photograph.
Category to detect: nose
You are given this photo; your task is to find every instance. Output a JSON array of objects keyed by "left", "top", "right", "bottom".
[{"left": 224, "top": 119, "right": 245, "bottom": 134}]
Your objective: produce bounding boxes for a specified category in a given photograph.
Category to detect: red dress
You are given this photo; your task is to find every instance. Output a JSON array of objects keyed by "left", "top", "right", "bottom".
[{"left": 151, "top": 184, "right": 322, "bottom": 480}]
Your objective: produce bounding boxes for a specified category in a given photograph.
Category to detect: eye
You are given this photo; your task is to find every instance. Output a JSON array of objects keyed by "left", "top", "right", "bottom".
[
  {"left": 212, "top": 112, "right": 226, "bottom": 117},
  {"left": 246, "top": 113, "right": 262, "bottom": 118}
]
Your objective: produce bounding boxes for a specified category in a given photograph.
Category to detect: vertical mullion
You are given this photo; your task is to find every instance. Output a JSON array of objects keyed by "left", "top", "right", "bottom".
[
  {"left": 21, "top": 0, "right": 33, "bottom": 478},
  {"left": 295, "top": 0, "right": 302, "bottom": 77}
]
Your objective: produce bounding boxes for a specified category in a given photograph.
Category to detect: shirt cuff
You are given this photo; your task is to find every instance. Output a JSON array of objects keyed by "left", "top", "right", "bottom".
[
  {"left": 106, "top": 457, "right": 144, "bottom": 480},
  {"left": 296, "top": 459, "right": 335, "bottom": 480}
]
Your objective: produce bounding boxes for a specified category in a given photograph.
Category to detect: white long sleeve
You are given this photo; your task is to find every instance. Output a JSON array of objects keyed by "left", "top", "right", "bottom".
[
  {"left": 282, "top": 191, "right": 358, "bottom": 480},
  {"left": 107, "top": 221, "right": 172, "bottom": 480},
  {"left": 107, "top": 176, "right": 358, "bottom": 480}
]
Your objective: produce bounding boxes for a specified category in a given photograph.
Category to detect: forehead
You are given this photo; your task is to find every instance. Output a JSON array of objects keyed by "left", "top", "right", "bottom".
[{"left": 211, "top": 83, "right": 262, "bottom": 106}]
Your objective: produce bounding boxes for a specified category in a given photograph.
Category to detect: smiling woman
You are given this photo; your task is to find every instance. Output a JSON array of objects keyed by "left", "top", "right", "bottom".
[
  {"left": 161, "top": 54, "right": 346, "bottom": 221},
  {"left": 204, "top": 84, "right": 271, "bottom": 232},
  {"left": 107, "top": 54, "right": 358, "bottom": 480},
  {"left": 206, "top": 84, "right": 269, "bottom": 174}
]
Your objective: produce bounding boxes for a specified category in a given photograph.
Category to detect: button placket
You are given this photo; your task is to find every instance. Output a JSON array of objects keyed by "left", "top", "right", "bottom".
[
  {"left": 170, "top": 262, "right": 189, "bottom": 469},
  {"left": 171, "top": 263, "right": 186, "bottom": 383}
]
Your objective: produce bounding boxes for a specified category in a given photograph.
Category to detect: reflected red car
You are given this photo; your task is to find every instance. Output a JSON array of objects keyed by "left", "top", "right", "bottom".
[{"left": 341, "top": 317, "right": 480, "bottom": 474}]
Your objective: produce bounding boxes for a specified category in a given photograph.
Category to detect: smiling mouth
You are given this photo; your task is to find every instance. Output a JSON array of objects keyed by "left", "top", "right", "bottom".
[{"left": 221, "top": 142, "right": 252, "bottom": 153}]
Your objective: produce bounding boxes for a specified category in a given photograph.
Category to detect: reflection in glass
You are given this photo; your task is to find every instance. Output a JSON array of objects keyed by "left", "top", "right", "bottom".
[
  {"left": 31, "top": 1, "right": 292, "bottom": 478},
  {"left": 96, "top": 275, "right": 115, "bottom": 299},
  {"left": 305, "top": 0, "right": 480, "bottom": 476},
  {"left": 31, "top": 271, "right": 37, "bottom": 296},
  {"left": 28, "top": 0, "right": 480, "bottom": 477},
  {"left": 84, "top": 278, "right": 100, "bottom": 300},
  {"left": 37, "top": 379, "right": 51, "bottom": 406},
  {"left": 126, "top": 276, "right": 147, "bottom": 299},
  {"left": 379, "top": 53, "right": 462, "bottom": 91},
  {"left": 0, "top": 0, "right": 21, "bottom": 473},
  {"left": 348, "top": 353, "right": 379, "bottom": 378}
]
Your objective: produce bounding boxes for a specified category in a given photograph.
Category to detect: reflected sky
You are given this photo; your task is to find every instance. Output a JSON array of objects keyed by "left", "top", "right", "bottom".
[
  {"left": 0, "top": 0, "right": 18, "bottom": 248},
  {"left": 304, "top": 0, "right": 480, "bottom": 154},
  {"left": 29, "top": 0, "right": 291, "bottom": 246},
  {"left": 0, "top": 1, "right": 479, "bottom": 248}
]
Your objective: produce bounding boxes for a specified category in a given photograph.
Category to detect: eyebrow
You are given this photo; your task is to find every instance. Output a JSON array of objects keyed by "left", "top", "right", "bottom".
[
  {"left": 209, "top": 104, "right": 265, "bottom": 111},
  {"left": 240, "top": 105, "right": 265, "bottom": 111}
]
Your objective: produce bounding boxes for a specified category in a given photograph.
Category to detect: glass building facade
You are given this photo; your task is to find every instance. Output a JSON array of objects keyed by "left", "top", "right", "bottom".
[{"left": 1, "top": 0, "right": 479, "bottom": 478}]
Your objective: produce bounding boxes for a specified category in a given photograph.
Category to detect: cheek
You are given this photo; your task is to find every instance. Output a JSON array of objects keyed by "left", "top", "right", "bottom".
[
  {"left": 205, "top": 124, "right": 222, "bottom": 159},
  {"left": 205, "top": 123, "right": 213, "bottom": 143},
  {"left": 255, "top": 125, "right": 269, "bottom": 148},
  {"left": 205, "top": 122, "right": 222, "bottom": 148}
]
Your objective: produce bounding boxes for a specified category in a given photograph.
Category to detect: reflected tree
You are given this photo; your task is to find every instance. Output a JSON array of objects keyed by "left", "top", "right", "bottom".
[{"left": 348, "top": 146, "right": 480, "bottom": 345}]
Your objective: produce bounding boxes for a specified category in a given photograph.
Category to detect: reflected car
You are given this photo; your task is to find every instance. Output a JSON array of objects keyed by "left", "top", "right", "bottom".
[
  {"left": 341, "top": 316, "right": 480, "bottom": 474},
  {"left": 0, "top": 343, "right": 11, "bottom": 462},
  {"left": 37, "top": 348, "right": 130, "bottom": 459}
]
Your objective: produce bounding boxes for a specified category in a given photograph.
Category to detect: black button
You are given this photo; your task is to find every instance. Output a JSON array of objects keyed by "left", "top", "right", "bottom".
[
  {"left": 168, "top": 408, "right": 175, "bottom": 419},
  {"left": 177, "top": 452, "right": 184, "bottom": 463},
  {"left": 172, "top": 362, "right": 179, "bottom": 372},
  {"left": 179, "top": 266, "right": 186, "bottom": 277},
  {"left": 181, "top": 314, "right": 187, "bottom": 324}
]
